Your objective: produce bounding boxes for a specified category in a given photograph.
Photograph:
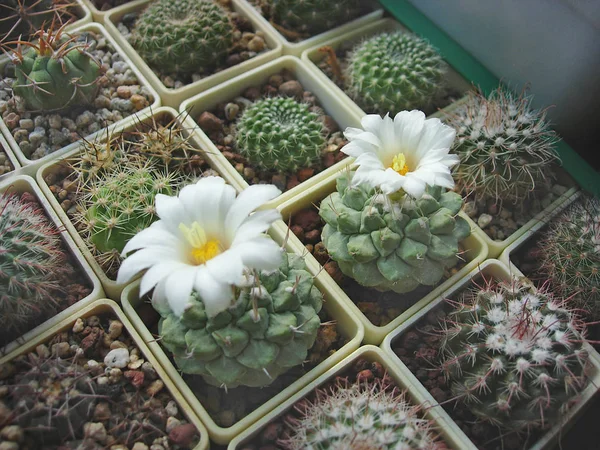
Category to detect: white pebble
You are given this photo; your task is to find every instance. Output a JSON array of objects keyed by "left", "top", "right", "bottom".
[{"left": 104, "top": 348, "right": 130, "bottom": 368}]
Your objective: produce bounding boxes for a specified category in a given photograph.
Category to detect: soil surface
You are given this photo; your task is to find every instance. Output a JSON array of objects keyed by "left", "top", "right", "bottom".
[{"left": 0, "top": 147, "right": 14, "bottom": 176}]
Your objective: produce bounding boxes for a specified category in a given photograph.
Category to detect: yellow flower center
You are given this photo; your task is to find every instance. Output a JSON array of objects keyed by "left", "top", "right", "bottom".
[
  {"left": 179, "top": 222, "right": 222, "bottom": 265},
  {"left": 391, "top": 153, "right": 409, "bottom": 176}
]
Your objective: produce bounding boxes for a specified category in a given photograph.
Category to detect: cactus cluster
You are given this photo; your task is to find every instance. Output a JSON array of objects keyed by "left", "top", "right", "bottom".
[
  {"left": 235, "top": 96, "right": 327, "bottom": 174},
  {"left": 345, "top": 31, "right": 446, "bottom": 116},
  {"left": 444, "top": 87, "right": 560, "bottom": 205},
  {"left": 319, "top": 173, "right": 471, "bottom": 294},
  {"left": 440, "top": 276, "right": 589, "bottom": 431},
  {"left": 0, "top": 192, "right": 68, "bottom": 343},
  {"left": 8, "top": 21, "right": 102, "bottom": 111},
  {"left": 537, "top": 195, "right": 600, "bottom": 319},
  {"left": 156, "top": 253, "right": 323, "bottom": 388},
  {"left": 281, "top": 377, "right": 441, "bottom": 450},
  {"left": 266, "top": 0, "right": 366, "bottom": 37},
  {"left": 131, "top": 0, "right": 234, "bottom": 75}
]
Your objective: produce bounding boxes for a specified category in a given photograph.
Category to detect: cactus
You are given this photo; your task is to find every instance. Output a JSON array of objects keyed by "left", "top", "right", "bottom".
[
  {"left": 0, "top": 192, "right": 68, "bottom": 341},
  {"left": 536, "top": 195, "right": 600, "bottom": 319},
  {"left": 266, "top": 0, "right": 366, "bottom": 37},
  {"left": 131, "top": 0, "right": 234, "bottom": 75},
  {"left": 440, "top": 276, "right": 589, "bottom": 431},
  {"left": 319, "top": 172, "right": 471, "bottom": 293},
  {"left": 345, "top": 31, "right": 445, "bottom": 116},
  {"left": 156, "top": 253, "right": 323, "bottom": 388},
  {"left": 444, "top": 87, "right": 560, "bottom": 205},
  {"left": 0, "top": 0, "right": 76, "bottom": 43},
  {"left": 8, "top": 20, "right": 102, "bottom": 111},
  {"left": 281, "top": 377, "right": 441, "bottom": 450},
  {"left": 235, "top": 96, "right": 327, "bottom": 174}
]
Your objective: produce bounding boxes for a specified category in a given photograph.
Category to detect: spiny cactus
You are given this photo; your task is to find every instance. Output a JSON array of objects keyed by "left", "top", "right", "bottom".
[
  {"left": 319, "top": 172, "right": 471, "bottom": 293},
  {"left": 345, "top": 31, "right": 445, "bottom": 116},
  {"left": 440, "top": 276, "right": 589, "bottom": 431},
  {"left": 280, "top": 377, "right": 441, "bottom": 450},
  {"left": 0, "top": 192, "right": 67, "bottom": 342},
  {"left": 0, "top": 0, "right": 76, "bottom": 43},
  {"left": 157, "top": 253, "right": 323, "bottom": 388},
  {"left": 7, "top": 20, "right": 102, "bottom": 111},
  {"left": 444, "top": 87, "right": 560, "bottom": 205},
  {"left": 131, "top": 0, "right": 234, "bottom": 75},
  {"left": 536, "top": 195, "right": 600, "bottom": 319},
  {"left": 266, "top": 0, "right": 366, "bottom": 37},
  {"left": 235, "top": 96, "right": 327, "bottom": 174}
]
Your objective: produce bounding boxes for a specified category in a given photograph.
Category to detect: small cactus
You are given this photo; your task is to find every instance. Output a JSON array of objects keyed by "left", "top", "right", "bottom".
[
  {"left": 131, "top": 0, "right": 234, "bottom": 75},
  {"left": 280, "top": 377, "right": 442, "bottom": 450},
  {"left": 536, "top": 195, "right": 600, "bottom": 319},
  {"left": 7, "top": 20, "right": 102, "bottom": 111},
  {"left": 235, "top": 96, "right": 327, "bottom": 174},
  {"left": 440, "top": 276, "right": 589, "bottom": 431},
  {"left": 266, "top": 0, "right": 367, "bottom": 37},
  {"left": 345, "top": 31, "right": 446, "bottom": 116},
  {"left": 444, "top": 87, "right": 560, "bottom": 205},
  {"left": 0, "top": 192, "right": 68, "bottom": 343}
]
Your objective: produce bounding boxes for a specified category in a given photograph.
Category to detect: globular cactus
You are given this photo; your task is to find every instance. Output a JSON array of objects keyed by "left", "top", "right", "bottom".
[
  {"left": 319, "top": 172, "right": 471, "bottom": 293},
  {"left": 536, "top": 195, "right": 600, "bottom": 319},
  {"left": 0, "top": 193, "right": 67, "bottom": 341},
  {"left": 440, "top": 276, "right": 589, "bottom": 431},
  {"left": 8, "top": 21, "right": 102, "bottom": 111},
  {"left": 444, "top": 87, "right": 560, "bottom": 205},
  {"left": 75, "top": 162, "right": 174, "bottom": 270},
  {"left": 345, "top": 31, "right": 445, "bottom": 116},
  {"left": 131, "top": 0, "right": 234, "bottom": 75},
  {"left": 156, "top": 253, "right": 323, "bottom": 388},
  {"left": 266, "top": 0, "right": 366, "bottom": 37},
  {"left": 235, "top": 96, "right": 326, "bottom": 174},
  {"left": 281, "top": 377, "right": 442, "bottom": 450}
]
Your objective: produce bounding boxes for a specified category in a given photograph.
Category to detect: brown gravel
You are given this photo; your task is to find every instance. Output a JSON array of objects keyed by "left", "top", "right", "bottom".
[{"left": 0, "top": 147, "right": 14, "bottom": 176}]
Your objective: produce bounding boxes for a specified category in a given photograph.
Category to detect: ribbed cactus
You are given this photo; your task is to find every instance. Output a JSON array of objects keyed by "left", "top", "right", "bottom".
[
  {"left": 131, "top": 0, "right": 234, "bottom": 75},
  {"left": 345, "top": 31, "right": 445, "bottom": 116},
  {"left": 267, "top": 0, "right": 366, "bottom": 36},
  {"left": 319, "top": 172, "right": 471, "bottom": 293},
  {"left": 440, "top": 276, "right": 589, "bottom": 431},
  {"left": 445, "top": 87, "right": 560, "bottom": 205},
  {"left": 281, "top": 378, "right": 441, "bottom": 450},
  {"left": 156, "top": 253, "right": 323, "bottom": 388},
  {"left": 0, "top": 193, "right": 67, "bottom": 340},
  {"left": 235, "top": 96, "right": 326, "bottom": 173},
  {"left": 9, "top": 21, "right": 102, "bottom": 111},
  {"left": 537, "top": 195, "right": 600, "bottom": 319}
]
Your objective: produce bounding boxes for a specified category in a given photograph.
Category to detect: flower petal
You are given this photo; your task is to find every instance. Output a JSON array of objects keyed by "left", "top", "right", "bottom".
[
  {"left": 155, "top": 193, "right": 190, "bottom": 233},
  {"left": 121, "top": 221, "right": 182, "bottom": 257},
  {"left": 194, "top": 268, "right": 234, "bottom": 318},
  {"left": 205, "top": 248, "right": 245, "bottom": 285},
  {"left": 164, "top": 265, "right": 198, "bottom": 316},
  {"left": 231, "top": 209, "right": 281, "bottom": 246},
  {"left": 139, "top": 260, "right": 190, "bottom": 298},
  {"left": 361, "top": 114, "right": 384, "bottom": 134},
  {"left": 236, "top": 237, "right": 283, "bottom": 271},
  {"left": 117, "top": 248, "right": 181, "bottom": 284},
  {"left": 225, "top": 184, "right": 281, "bottom": 238}
]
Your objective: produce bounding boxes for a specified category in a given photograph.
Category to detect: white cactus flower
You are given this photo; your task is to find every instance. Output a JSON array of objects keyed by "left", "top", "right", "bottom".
[
  {"left": 117, "top": 176, "right": 283, "bottom": 318},
  {"left": 342, "top": 110, "right": 459, "bottom": 198}
]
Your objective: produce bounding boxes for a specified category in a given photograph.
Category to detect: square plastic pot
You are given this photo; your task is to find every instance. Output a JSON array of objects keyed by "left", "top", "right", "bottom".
[
  {"left": 0, "top": 22, "right": 161, "bottom": 171},
  {"left": 80, "top": 0, "right": 146, "bottom": 23},
  {"left": 35, "top": 106, "right": 231, "bottom": 301},
  {"left": 228, "top": 345, "right": 467, "bottom": 449},
  {"left": 104, "top": 0, "right": 283, "bottom": 109},
  {"left": 301, "top": 17, "right": 473, "bottom": 119},
  {"left": 179, "top": 55, "right": 364, "bottom": 211},
  {"left": 120, "top": 220, "right": 365, "bottom": 445},
  {"left": 0, "top": 131, "right": 20, "bottom": 182},
  {"left": 277, "top": 169, "right": 489, "bottom": 345},
  {"left": 381, "top": 258, "right": 600, "bottom": 450},
  {"left": 235, "top": 0, "right": 384, "bottom": 57},
  {"left": 0, "top": 174, "right": 104, "bottom": 355},
  {"left": 0, "top": 298, "right": 210, "bottom": 450}
]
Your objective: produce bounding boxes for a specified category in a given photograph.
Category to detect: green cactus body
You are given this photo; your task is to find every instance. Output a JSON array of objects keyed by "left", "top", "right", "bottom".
[
  {"left": 345, "top": 31, "right": 445, "bottom": 116},
  {"left": 13, "top": 38, "right": 101, "bottom": 111},
  {"left": 235, "top": 97, "right": 326, "bottom": 173},
  {"left": 0, "top": 193, "right": 66, "bottom": 337},
  {"left": 319, "top": 173, "right": 471, "bottom": 293},
  {"left": 441, "top": 277, "right": 589, "bottom": 431},
  {"left": 131, "top": 0, "right": 234, "bottom": 75},
  {"left": 268, "top": 0, "right": 365, "bottom": 36},
  {"left": 80, "top": 164, "right": 173, "bottom": 255},
  {"left": 537, "top": 196, "right": 600, "bottom": 318},
  {"left": 445, "top": 88, "right": 560, "bottom": 205},
  {"left": 157, "top": 253, "right": 323, "bottom": 388},
  {"left": 281, "top": 378, "right": 441, "bottom": 450}
]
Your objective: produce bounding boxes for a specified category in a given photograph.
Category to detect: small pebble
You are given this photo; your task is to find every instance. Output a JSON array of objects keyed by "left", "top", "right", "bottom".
[
  {"left": 278, "top": 80, "right": 303, "bottom": 98},
  {"left": 73, "top": 318, "right": 85, "bottom": 333},
  {"left": 84, "top": 422, "right": 107, "bottom": 443},
  {"left": 146, "top": 379, "right": 164, "bottom": 396},
  {"left": 477, "top": 213, "right": 493, "bottom": 229},
  {"left": 104, "top": 348, "right": 130, "bottom": 368}
]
